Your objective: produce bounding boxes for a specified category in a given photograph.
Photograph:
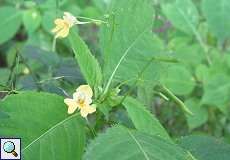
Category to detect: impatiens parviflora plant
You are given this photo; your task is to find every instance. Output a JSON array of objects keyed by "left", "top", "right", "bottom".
[{"left": 52, "top": 12, "right": 192, "bottom": 119}]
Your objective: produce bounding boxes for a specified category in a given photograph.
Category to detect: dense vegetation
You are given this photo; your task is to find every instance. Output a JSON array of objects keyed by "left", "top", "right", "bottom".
[{"left": 0, "top": 0, "right": 230, "bottom": 159}]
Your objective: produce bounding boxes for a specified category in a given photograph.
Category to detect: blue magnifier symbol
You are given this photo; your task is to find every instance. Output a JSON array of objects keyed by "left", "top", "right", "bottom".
[{"left": 3, "top": 141, "right": 18, "bottom": 157}]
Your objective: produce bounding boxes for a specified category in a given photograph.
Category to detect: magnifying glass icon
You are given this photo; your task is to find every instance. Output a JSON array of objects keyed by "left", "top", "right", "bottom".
[{"left": 3, "top": 141, "right": 18, "bottom": 157}]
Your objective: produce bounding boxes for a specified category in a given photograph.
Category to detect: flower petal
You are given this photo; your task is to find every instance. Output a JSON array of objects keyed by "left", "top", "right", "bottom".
[
  {"left": 87, "top": 104, "right": 96, "bottom": 114},
  {"left": 51, "top": 25, "right": 62, "bottom": 33},
  {"left": 80, "top": 105, "right": 96, "bottom": 117},
  {"left": 55, "top": 27, "right": 70, "bottom": 38},
  {"left": 64, "top": 98, "right": 79, "bottom": 114},
  {"left": 63, "top": 12, "right": 77, "bottom": 26},
  {"left": 80, "top": 105, "right": 96, "bottom": 118},
  {"left": 76, "top": 85, "right": 93, "bottom": 98},
  {"left": 80, "top": 108, "right": 88, "bottom": 118},
  {"left": 54, "top": 18, "right": 65, "bottom": 25}
]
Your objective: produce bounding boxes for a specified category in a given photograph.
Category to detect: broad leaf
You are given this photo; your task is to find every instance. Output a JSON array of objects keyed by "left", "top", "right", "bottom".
[
  {"left": 168, "top": 38, "right": 204, "bottom": 67},
  {"left": 123, "top": 97, "right": 171, "bottom": 142},
  {"left": 202, "top": 74, "right": 230, "bottom": 107},
  {"left": 0, "top": 68, "right": 10, "bottom": 90},
  {"left": 101, "top": 0, "right": 164, "bottom": 88},
  {"left": 69, "top": 30, "right": 102, "bottom": 88},
  {"left": 202, "top": 0, "right": 230, "bottom": 40},
  {"left": 162, "top": 65, "right": 195, "bottom": 95},
  {"left": 195, "top": 64, "right": 209, "bottom": 83},
  {"left": 0, "top": 7, "right": 22, "bottom": 44},
  {"left": 0, "top": 92, "right": 85, "bottom": 160},
  {"left": 137, "top": 85, "right": 154, "bottom": 107},
  {"left": 23, "top": 9, "right": 42, "bottom": 33},
  {"left": 41, "top": 11, "right": 58, "bottom": 33},
  {"left": 178, "top": 135, "right": 230, "bottom": 160},
  {"left": 84, "top": 125, "right": 192, "bottom": 160},
  {"left": 185, "top": 98, "right": 208, "bottom": 130},
  {"left": 162, "top": 0, "right": 199, "bottom": 35},
  {"left": 21, "top": 45, "right": 60, "bottom": 67},
  {"left": 54, "top": 58, "right": 84, "bottom": 84}
]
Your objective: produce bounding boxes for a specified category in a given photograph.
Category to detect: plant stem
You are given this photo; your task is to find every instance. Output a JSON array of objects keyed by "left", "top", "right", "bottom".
[
  {"left": 76, "top": 16, "right": 107, "bottom": 24},
  {"left": 52, "top": 38, "right": 56, "bottom": 52},
  {"left": 161, "top": 85, "right": 193, "bottom": 115},
  {"left": 85, "top": 118, "right": 97, "bottom": 137},
  {"left": 119, "top": 56, "right": 157, "bottom": 104}
]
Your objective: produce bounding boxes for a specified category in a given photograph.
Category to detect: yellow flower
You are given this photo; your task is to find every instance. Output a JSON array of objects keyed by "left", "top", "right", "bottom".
[
  {"left": 51, "top": 12, "right": 77, "bottom": 39},
  {"left": 64, "top": 85, "right": 96, "bottom": 117}
]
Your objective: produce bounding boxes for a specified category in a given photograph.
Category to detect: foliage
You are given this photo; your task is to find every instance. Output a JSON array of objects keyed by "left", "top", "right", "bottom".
[{"left": 0, "top": 0, "right": 230, "bottom": 159}]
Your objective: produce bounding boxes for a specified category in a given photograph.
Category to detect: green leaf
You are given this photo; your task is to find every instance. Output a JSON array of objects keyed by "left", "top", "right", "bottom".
[
  {"left": 54, "top": 58, "right": 84, "bottom": 84},
  {"left": 202, "top": 0, "right": 230, "bottom": 40},
  {"left": 101, "top": 0, "right": 164, "bottom": 89},
  {"left": 202, "top": 74, "right": 230, "bottom": 107},
  {"left": 23, "top": 9, "right": 42, "bottom": 33},
  {"left": 178, "top": 135, "right": 230, "bottom": 160},
  {"left": 123, "top": 97, "right": 172, "bottom": 142},
  {"left": 0, "top": 92, "right": 85, "bottom": 160},
  {"left": 69, "top": 30, "right": 103, "bottom": 88},
  {"left": 21, "top": 45, "right": 60, "bottom": 67},
  {"left": 137, "top": 85, "right": 154, "bottom": 107},
  {"left": 0, "top": 68, "right": 10, "bottom": 90},
  {"left": 168, "top": 38, "right": 204, "bottom": 67},
  {"left": 41, "top": 11, "right": 62, "bottom": 33},
  {"left": 195, "top": 64, "right": 209, "bottom": 83},
  {"left": 185, "top": 98, "right": 208, "bottom": 130},
  {"left": 0, "top": 6, "right": 22, "bottom": 44},
  {"left": 84, "top": 125, "right": 192, "bottom": 160},
  {"left": 0, "top": 110, "right": 9, "bottom": 119},
  {"left": 162, "top": 65, "right": 195, "bottom": 95},
  {"left": 162, "top": 0, "right": 199, "bottom": 35}
]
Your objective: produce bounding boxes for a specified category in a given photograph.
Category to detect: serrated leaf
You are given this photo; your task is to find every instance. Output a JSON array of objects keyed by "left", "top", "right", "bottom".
[
  {"left": 84, "top": 125, "right": 192, "bottom": 160},
  {"left": 0, "top": 7, "right": 22, "bottom": 44},
  {"left": 101, "top": 0, "right": 164, "bottom": 89},
  {"left": 123, "top": 96, "right": 171, "bottom": 142},
  {"left": 69, "top": 30, "right": 102, "bottom": 88},
  {"left": 0, "top": 92, "right": 85, "bottom": 160},
  {"left": 178, "top": 135, "right": 230, "bottom": 160}
]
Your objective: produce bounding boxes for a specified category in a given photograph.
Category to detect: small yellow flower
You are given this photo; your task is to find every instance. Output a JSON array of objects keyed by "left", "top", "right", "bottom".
[
  {"left": 51, "top": 12, "right": 77, "bottom": 39},
  {"left": 64, "top": 85, "right": 96, "bottom": 117}
]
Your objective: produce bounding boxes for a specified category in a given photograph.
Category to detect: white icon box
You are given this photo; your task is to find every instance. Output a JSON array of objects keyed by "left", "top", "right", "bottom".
[{"left": 0, "top": 138, "right": 21, "bottom": 160}]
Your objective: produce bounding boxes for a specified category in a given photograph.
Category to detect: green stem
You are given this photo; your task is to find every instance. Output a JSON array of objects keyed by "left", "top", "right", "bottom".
[
  {"left": 102, "top": 27, "right": 149, "bottom": 96},
  {"left": 76, "top": 16, "right": 107, "bottom": 24},
  {"left": 85, "top": 118, "right": 97, "bottom": 137},
  {"left": 154, "top": 91, "right": 169, "bottom": 101},
  {"left": 161, "top": 85, "right": 193, "bottom": 115},
  {"left": 52, "top": 38, "right": 56, "bottom": 52},
  {"left": 119, "top": 56, "right": 157, "bottom": 104}
]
